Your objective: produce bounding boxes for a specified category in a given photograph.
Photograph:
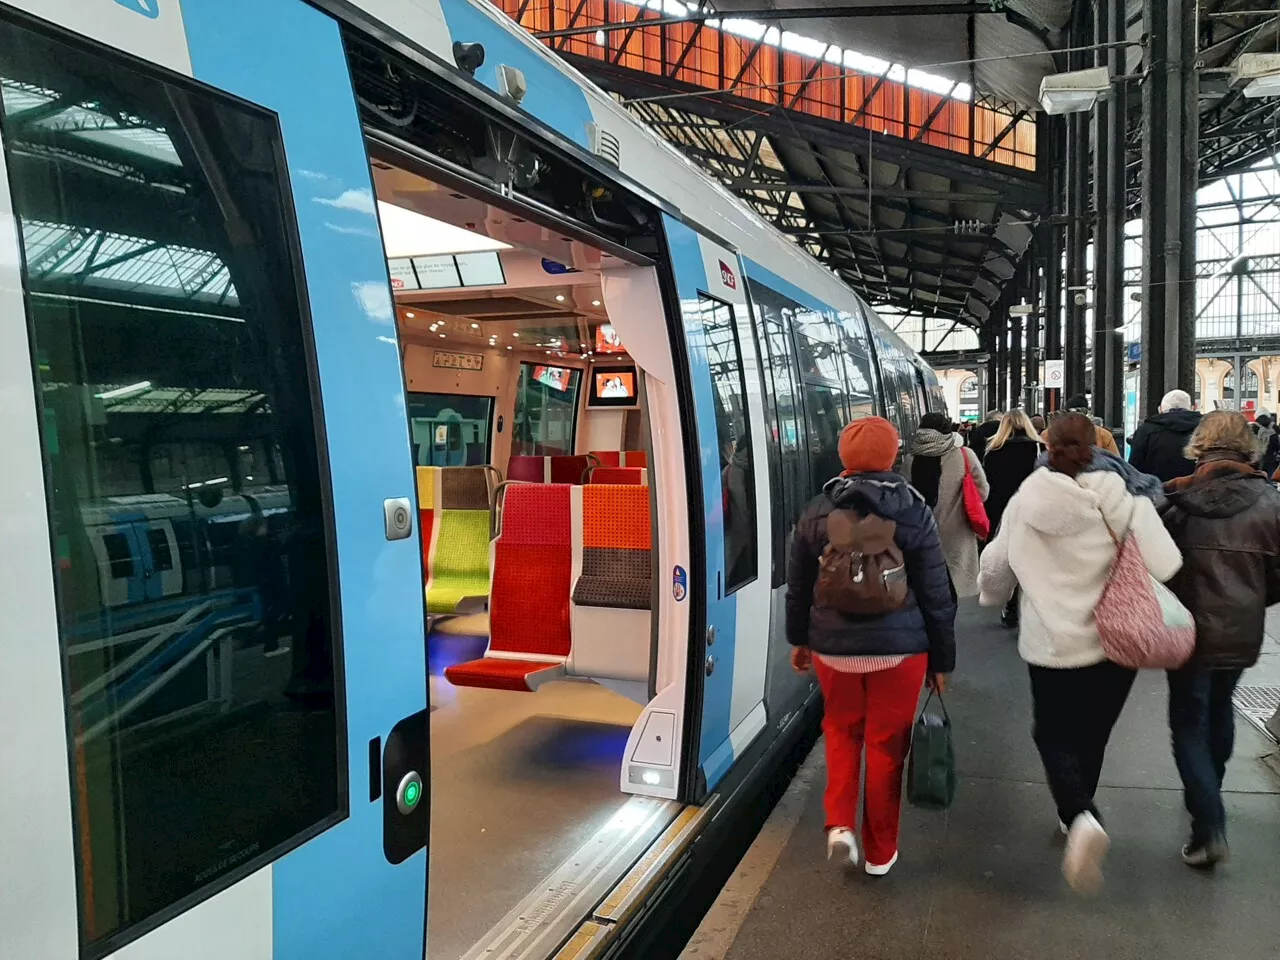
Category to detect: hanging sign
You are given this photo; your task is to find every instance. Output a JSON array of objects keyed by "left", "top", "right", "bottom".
[
  {"left": 1044, "top": 360, "right": 1065, "bottom": 391},
  {"left": 433, "top": 351, "right": 484, "bottom": 371}
]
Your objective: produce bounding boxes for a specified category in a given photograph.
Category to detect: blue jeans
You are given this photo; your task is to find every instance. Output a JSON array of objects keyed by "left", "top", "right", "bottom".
[{"left": 1167, "top": 667, "right": 1245, "bottom": 843}]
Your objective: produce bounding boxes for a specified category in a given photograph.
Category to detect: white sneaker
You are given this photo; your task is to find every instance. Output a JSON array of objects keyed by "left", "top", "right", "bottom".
[
  {"left": 865, "top": 851, "right": 898, "bottom": 876},
  {"left": 826, "top": 827, "right": 859, "bottom": 867},
  {"left": 1062, "top": 812, "right": 1109, "bottom": 894}
]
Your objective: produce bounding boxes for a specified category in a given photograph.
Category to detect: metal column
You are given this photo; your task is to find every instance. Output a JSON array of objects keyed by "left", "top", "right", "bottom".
[
  {"left": 1025, "top": 254, "right": 1041, "bottom": 413},
  {"left": 1140, "top": 0, "right": 1198, "bottom": 415},
  {"left": 1091, "top": 0, "right": 1110, "bottom": 416},
  {"left": 1103, "top": 0, "right": 1128, "bottom": 431},
  {"left": 985, "top": 323, "right": 999, "bottom": 413},
  {"left": 1010, "top": 307, "right": 1024, "bottom": 411},
  {"left": 995, "top": 305, "right": 1009, "bottom": 411},
  {"left": 1063, "top": 3, "right": 1092, "bottom": 401}
]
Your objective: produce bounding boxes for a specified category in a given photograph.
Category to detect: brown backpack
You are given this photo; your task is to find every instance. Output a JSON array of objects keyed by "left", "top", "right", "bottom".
[{"left": 814, "top": 509, "right": 909, "bottom": 616}]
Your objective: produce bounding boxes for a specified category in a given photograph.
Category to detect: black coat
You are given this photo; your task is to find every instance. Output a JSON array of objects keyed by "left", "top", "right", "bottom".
[
  {"left": 968, "top": 420, "right": 1000, "bottom": 461},
  {"left": 1129, "top": 409, "right": 1201, "bottom": 482},
  {"left": 786, "top": 472, "right": 957, "bottom": 673},
  {"left": 981, "top": 435, "right": 1042, "bottom": 535},
  {"left": 1161, "top": 461, "right": 1280, "bottom": 669}
]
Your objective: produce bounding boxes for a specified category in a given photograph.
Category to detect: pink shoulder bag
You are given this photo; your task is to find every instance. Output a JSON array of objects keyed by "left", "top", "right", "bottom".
[{"left": 1093, "top": 505, "right": 1195, "bottom": 670}]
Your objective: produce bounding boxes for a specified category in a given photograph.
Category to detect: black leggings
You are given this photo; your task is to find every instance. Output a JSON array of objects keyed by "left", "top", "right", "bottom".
[{"left": 1028, "top": 661, "right": 1137, "bottom": 826}]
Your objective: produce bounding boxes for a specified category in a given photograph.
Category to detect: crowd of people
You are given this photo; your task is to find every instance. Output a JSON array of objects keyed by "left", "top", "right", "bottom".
[{"left": 785, "top": 392, "right": 1280, "bottom": 895}]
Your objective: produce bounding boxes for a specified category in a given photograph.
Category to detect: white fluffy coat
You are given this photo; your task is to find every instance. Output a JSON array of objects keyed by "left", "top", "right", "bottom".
[{"left": 978, "top": 468, "right": 1182, "bottom": 668}]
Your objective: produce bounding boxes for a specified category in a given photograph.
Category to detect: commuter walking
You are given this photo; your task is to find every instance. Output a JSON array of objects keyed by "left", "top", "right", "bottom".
[
  {"left": 978, "top": 413, "right": 1182, "bottom": 894},
  {"left": 1128, "top": 389, "right": 1200, "bottom": 482},
  {"left": 1160, "top": 411, "right": 1280, "bottom": 868},
  {"left": 787, "top": 416, "right": 956, "bottom": 877},
  {"left": 1060, "top": 394, "right": 1120, "bottom": 455},
  {"left": 904, "top": 413, "right": 989, "bottom": 598},
  {"left": 968, "top": 409, "right": 1002, "bottom": 460},
  {"left": 1255, "top": 413, "right": 1280, "bottom": 477},
  {"left": 981, "top": 409, "right": 1043, "bottom": 628}
]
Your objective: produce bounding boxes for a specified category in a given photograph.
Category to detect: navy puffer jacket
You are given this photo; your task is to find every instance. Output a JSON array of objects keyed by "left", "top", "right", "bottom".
[{"left": 786, "top": 472, "right": 957, "bottom": 674}]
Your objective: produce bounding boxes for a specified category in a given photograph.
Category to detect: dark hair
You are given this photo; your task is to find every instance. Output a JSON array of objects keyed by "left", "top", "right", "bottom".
[
  {"left": 1045, "top": 412, "right": 1096, "bottom": 478},
  {"left": 918, "top": 412, "right": 953, "bottom": 434}
]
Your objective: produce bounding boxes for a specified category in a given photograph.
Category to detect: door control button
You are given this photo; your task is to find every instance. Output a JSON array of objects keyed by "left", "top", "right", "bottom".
[
  {"left": 396, "top": 770, "right": 423, "bottom": 815},
  {"left": 384, "top": 497, "right": 413, "bottom": 541}
]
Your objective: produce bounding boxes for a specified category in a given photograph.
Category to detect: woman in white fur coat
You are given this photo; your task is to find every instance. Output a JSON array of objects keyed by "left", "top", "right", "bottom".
[{"left": 978, "top": 413, "right": 1182, "bottom": 895}]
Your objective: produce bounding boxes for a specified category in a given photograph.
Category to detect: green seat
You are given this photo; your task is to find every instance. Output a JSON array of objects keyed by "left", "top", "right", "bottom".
[{"left": 425, "top": 509, "right": 491, "bottom": 614}]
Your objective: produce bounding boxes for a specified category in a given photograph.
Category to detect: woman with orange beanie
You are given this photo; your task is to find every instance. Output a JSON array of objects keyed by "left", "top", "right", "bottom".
[{"left": 788, "top": 415, "right": 957, "bottom": 876}]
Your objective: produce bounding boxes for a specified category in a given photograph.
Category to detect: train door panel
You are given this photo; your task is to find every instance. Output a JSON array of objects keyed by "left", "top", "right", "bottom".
[
  {"left": 661, "top": 216, "right": 769, "bottom": 792},
  {"left": 0, "top": 5, "right": 427, "bottom": 960}
]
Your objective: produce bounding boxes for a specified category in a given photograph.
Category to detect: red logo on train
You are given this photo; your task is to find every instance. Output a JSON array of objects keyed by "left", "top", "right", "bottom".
[{"left": 719, "top": 260, "right": 736, "bottom": 289}]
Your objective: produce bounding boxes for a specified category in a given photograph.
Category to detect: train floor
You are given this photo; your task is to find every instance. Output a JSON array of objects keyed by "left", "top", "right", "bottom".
[
  {"left": 426, "top": 624, "right": 642, "bottom": 960},
  {"left": 682, "top": 601, "right": 1280, "bottom": 960}
]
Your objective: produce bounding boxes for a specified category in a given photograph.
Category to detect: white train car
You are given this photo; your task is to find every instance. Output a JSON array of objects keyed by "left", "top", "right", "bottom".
[{"left": 0, "top": 2, "right": 946, "bottom": 960}]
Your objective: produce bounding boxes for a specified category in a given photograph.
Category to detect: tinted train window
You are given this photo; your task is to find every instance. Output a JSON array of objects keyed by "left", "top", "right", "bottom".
[
  {"left": 745, "top": 280, "right": 810, "bottom": 586},
  {"left": 697, "top": 296, "right": 758, "bottom": 594},
  {"left": 803, "top": 382, "right": 847, "bottom": 495},
  {"left": 513, "top": 363, "right": 581, "bottom": 456},
  {"left": 0, "top": 20, "right": 341, "bottom": 954}
]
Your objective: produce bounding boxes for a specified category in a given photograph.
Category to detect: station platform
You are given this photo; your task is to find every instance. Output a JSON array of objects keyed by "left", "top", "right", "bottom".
[{"left": 682, "top": 601, "right": 1280, "bottom": 960}]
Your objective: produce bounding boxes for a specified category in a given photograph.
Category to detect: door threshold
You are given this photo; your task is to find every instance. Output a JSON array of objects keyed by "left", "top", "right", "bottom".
[{"left": 456, "top": 796, "right": 680, "bottom": 960}]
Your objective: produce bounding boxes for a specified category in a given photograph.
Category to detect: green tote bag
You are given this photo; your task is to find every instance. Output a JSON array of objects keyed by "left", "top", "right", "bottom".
[{"left": 907, "top": 691, "right": 956, "bottom": 811}]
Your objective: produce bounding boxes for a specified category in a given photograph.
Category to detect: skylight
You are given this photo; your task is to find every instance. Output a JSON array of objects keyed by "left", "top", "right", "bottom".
[{"left": 617, "top": 0, "right": 971, "bottom": 102}]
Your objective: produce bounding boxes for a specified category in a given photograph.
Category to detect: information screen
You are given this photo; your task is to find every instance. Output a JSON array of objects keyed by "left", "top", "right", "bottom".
[{"left": 588, "top": 366, "right": 638, "bottom": 407}]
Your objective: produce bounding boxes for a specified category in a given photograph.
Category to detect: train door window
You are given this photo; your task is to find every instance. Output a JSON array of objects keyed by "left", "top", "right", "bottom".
[
  {"left": 407, "top": 392, "right": 494, "bottom": 466},
  {"left": 147, "top": 528, "right": 174, "bottom": 572},
  {"left": 745, "top": 280, "right": 808, "bottom": 585},
  {"left": 102, "top": 532, "right": 136, "bottom": 580},
  {"left": 841, "top": 349, "right": 877, "bottom": 419},
  {"left": 513, "top": 363, "right": 582, "bottom": 456},
  {"left": 802, "top": 381, "right": 846, "bottom": 495},
  {"left": 0, "top": 19, "right": 342, "bottom": 954},
  {"left": 697, "top": 296, "right": 757, "bottom": 594}
]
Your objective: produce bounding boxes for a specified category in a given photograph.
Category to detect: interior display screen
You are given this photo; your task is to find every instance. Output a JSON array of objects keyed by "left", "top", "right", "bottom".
[
  {"left": 532, "top": 365, "right": 571, "bottom": 392},
  {"left": 595, "top": 323, "right": 626, "bottom": 354},
  {"left": 588, "top": 367, "right": 638, "bottom": 407}
]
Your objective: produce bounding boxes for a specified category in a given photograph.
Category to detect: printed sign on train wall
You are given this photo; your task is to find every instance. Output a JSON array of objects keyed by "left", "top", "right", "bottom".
[
  {"left": 718, "top": 260, "right": 737, "bottom": 290},
  {"left": 433, "top": 351, "right": 484, "bottom": 371}
]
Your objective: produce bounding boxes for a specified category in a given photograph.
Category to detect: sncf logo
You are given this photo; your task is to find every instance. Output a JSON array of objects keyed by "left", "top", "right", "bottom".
[
  {"left": 718, "top": 260, "right": 736, "bottom": 290},
  {"left": 114, "top": 0, "right": 160, "bottom": 18}
]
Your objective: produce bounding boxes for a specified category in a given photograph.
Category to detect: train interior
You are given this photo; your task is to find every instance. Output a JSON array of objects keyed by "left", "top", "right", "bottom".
[{"left": 372, "top": 159, "right": 676, "bottom": 957}]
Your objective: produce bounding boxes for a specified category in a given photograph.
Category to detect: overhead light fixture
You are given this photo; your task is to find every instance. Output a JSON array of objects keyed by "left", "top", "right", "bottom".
[
  {"left": 512, "top": 332, "right": 520, "bottom": 338},
  {"left": 470, "top": 322, "right": 480, "bottom": 329},
  {"left": 96, "top": 380, "right": 152, "bottom": 400},
  {"left": 592, "top": 299, "right": 602, "bottom": 307},
  {"left": 594, "top": 29, "right": 606, "bottom": 45},
  {"left": 405, "top": 311, "right": 415, "bottom": 318},
  {"left": 378, "top": 200, "right": 512, "bottom": 258},
  {"left": 439, "top": 333, "right": 447, "bottom": 338},
  {"left": 506, "top": 345, "right": 513, "bottom": 350},
  {"left": 555, "top": 295, "right": 566, "bottom": 302},
  {"left": 1038, "top": 66, "right": 1111, "bottom": 115},
  {"left": 1233, "top": 53, "right": 1280, "bottom": 98}
]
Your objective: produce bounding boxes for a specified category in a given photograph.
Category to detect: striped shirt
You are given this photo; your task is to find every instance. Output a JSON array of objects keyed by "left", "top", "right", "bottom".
[{"left": 814, "top": 653, "right": 908, "bottom": 674}]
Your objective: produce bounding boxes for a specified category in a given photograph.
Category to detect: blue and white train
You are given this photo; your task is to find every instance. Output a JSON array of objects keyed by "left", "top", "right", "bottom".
[{"left": 0, "top": 2, "right": 947, "bottom": 959}]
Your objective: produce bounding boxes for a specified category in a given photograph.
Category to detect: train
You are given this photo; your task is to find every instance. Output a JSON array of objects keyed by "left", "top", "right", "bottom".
[{"left": 0, "top": 2, "right": 946, "bottom": 960}]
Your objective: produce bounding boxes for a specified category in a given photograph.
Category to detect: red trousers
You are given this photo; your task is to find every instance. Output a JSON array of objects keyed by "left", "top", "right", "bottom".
[{"left": 815, "top": 654, "right": 928, "bottom": 866}]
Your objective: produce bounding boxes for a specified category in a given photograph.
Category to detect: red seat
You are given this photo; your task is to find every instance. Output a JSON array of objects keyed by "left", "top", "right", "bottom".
[
  {"left": 444, "top": 483, "right": 573, "bottom": 692},
  {"left": 590, "top": 467, "right": 646, "bottom": 486},
  {"left": 550, "top": 455, "right": 590, "bottom": 484},
  {"left": 622, "top": 450, "right": 647, "bottom": 468},
  {"left": 506, "top": 455, "right": 546, "bottom": 483},
  {"left": 442, "top": 657, "right": 566, "bottom": 691},
  {"left": 589, "top": 450, "right": 621, "bottom": 468}
]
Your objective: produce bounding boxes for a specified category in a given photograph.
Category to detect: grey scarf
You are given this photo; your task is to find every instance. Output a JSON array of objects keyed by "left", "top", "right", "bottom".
[
  {"left": 1035, "top": 447, "right": 1165, "bottom": 507},
  {"left": 910, "top": 428, "right": 956, "bottom": 458}
]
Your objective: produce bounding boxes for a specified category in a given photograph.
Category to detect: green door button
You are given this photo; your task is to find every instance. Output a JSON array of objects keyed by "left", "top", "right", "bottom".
[{"left": 396, "top": 771, "right": 423, "bottom": 815}]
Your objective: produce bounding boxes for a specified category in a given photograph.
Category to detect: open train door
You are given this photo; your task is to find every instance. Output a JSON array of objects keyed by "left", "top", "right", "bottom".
[
  {"left": 0, "top": 3, "right": 428, "bottom": 959},
  {"left": 661, "top": 216, "right": 772, "bottom": 795}
]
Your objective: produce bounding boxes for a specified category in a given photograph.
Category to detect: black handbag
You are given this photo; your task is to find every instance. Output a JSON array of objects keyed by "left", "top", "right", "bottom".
[{"left": 907, "top": 690, "right": 956, "bottom": 811}]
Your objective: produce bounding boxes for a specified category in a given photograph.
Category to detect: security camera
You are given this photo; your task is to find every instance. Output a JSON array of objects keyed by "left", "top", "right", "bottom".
[{"left": 453, "top": 41, "right": 485, "bottom": 76}]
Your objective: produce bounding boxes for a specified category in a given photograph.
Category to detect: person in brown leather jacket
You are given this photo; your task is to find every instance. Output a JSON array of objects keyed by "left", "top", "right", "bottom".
[{"left": 1160, "top": 410, "right": 1280, "bottom": 869}]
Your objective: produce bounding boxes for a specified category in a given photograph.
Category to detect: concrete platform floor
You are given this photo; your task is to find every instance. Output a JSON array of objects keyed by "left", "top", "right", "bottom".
[{"left": 683, "top": 601, "right": 1280, "bottom": 960}]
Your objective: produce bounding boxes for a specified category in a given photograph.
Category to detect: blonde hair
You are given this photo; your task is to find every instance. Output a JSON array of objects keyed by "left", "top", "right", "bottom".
[
  {"left": 1184, "top": 410, "right": 1256, "bottom": 463},
  {"left": 988, "top": 408, "right": 1040, "bottom": 452}
]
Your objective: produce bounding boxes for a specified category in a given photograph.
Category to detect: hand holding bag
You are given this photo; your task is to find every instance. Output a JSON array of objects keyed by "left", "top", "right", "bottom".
[
  {"left": 908, "top": 690, "right": 956, "bottom": 811},
  {"left": 1094, "top": 505, "right": 1196, "bottom": 670},
  {"left": 961, "top": 450, "right": 991, "bottom": 541}
]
